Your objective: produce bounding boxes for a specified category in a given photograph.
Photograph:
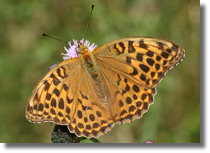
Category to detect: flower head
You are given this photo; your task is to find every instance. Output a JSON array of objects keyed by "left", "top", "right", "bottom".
[
  {"left": 144, "top": 140, "right": 155, "bottom": 143},
  {"left": 62, "top": 39, "right": 97, "bottom": 60}
]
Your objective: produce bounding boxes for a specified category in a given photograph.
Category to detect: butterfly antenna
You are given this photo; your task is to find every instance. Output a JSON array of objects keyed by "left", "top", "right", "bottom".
[
  {"left": 83, "top": 4, "right": 94, "bottom": 41},
  {"left": 41, "top": 33, "right": 68, "bottom": 43}
]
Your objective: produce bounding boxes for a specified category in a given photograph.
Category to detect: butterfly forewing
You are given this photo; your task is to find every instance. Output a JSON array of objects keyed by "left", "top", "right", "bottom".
[
  {"left": 26, "top": 58, "right": 81, "bottom": 124},
  {"left": 94, "top": 36, "right": 185, "bottom": 88}
]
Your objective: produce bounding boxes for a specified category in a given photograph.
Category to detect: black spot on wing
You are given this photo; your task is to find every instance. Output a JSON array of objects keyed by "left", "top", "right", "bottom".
[
  {"left": 133, "top": 85, "right": 140, "bottom": 93},
  {"left": 136, "top": 53, "right": 143, "bottom": 62},
  {"left": 146, "top": 58, "right": 154, "bottom": 66},
  {"left": 161, "top": 52, "right": 169, "bottom": 59},
  {"left": 139, "top": 42, "right": 148, "bottom": 49},
  {"left": 63, "top": 84, "right": 68, "bottom": 91},
  {"left": 146, "top": 51, "right": 154, "bottom": 57},
  {"left": 44, "top": 82, "right": 50, "bottom": 91},
  {"left": 119, "top": 42, "right": 125, "bottom": 53},
  {"left": 129, "top": 67, "right": 138, "bottom": 76},
  {"left": 53, "top": 88, "right": 60, "bottom": 97},
  {"left": 140, "top": 74, "right": 146, "bottom": 81},
  {"left": 128, "top": 41, "right": 135, "bottom": 53},
  {"left": 172, "top": 44, "right": 179, "bottom": 52},
  {"left": 50, "top": 73, "right": 61, "bottom": 85},
  {"left": 38, "top": 104, "right": 43, "bottom": 111},
  {"left": 51, "top": 98, "right": 56, "bottom": 107},
  {"left": 156, "top": 56, "right": 161, "bottom": 61},
  {"left": 157, "top": 42, "right": 164, "bottom": 49},
  {"left": 46, "top": 93, "right": 51, "bottom": 100},
  {"left": 114, "top": 44, "right": 121, "bottom": 55},
  {"left": 139, "top": 64, "right": 149, "bottom": 73},
  {"left": 155, "top": 64, "right": 160, "bottom": 71},
  {"left": 59, "top": 98, "right": 64, "bottom": 109},
  {"left": 126, "top": 56, "right": 131, "bottom": 64}
]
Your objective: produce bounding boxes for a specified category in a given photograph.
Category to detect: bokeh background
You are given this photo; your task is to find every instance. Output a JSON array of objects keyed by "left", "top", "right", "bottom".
[{"left": 0, "top": 0, "right": 200, "bottom": 143}]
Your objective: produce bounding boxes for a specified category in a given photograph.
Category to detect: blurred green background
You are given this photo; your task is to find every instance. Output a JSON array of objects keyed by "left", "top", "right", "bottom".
[{"left": 0, "top": 0, "right": 199, "bottom": 143}]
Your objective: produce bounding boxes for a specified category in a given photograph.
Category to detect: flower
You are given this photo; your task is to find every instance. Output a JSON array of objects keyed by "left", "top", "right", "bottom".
[
  {"left": 144, "top": 140, "right": 155, "bottom": 143},
  {"left": 62, "top": 39, "right": 97, "bottom": 60}
]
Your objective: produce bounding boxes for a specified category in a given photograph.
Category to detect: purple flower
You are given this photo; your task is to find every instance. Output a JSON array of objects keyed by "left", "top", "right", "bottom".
[
  {"left": 144, "top": 140, "right": 155, "bottom": 143},
  {"left": 62, "top": 39, "right": 97, "bottom": 60}
]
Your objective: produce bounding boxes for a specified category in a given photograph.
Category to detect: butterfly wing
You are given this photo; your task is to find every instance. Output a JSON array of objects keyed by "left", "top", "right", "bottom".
[
  {"left": 67, "top": 66, "right": 115, "bottom": 138},
  {"left": 94, "top": 36, "right": 185, "bottom": 88},
  {"left": 96, "top": 62, "right": 156, "bottom": 124},
  {"left": 93, "top": 36, "right": 185, "bottom": 124}
]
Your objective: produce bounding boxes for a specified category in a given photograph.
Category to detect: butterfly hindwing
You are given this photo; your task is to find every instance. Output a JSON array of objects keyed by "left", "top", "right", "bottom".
[
  {"left": 67, "top": 66, "right": 114, "bottom": 138},
  {"left": 97, "top": 60, "right": 156, "bottom": 124}
]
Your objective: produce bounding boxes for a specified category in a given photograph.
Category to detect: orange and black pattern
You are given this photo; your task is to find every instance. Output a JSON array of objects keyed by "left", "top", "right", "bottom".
[{"left": 26, "top": 36, "right": 185, "bottom": 138}]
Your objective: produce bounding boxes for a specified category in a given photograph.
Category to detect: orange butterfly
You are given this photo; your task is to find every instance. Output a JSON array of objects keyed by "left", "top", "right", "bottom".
[{"left": 26, "top": 36, "right": 185, "bottom": 138}]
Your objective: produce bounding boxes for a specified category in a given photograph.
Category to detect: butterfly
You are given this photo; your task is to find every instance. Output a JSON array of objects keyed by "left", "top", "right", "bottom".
[{"left": 26, "top": 36, "right": 185, "bottom": 138}]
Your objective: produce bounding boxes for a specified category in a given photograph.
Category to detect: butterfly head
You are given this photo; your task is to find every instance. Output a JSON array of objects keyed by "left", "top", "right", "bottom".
[{"left": 77, "top": 42, "right": 89, "bottom": 55}]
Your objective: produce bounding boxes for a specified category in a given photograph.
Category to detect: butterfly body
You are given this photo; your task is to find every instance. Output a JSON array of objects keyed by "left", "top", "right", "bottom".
[
  {"left": 26, "top": 36, "right": 185, "bottom": 138},
  {"left": 79, "top": 43, "right": 99, "bottom": 82}
]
